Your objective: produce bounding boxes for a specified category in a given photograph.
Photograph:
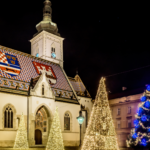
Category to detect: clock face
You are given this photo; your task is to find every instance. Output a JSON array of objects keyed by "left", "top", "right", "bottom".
[{"left": 51, "top": 52, "right": 56, "bottom": 58}]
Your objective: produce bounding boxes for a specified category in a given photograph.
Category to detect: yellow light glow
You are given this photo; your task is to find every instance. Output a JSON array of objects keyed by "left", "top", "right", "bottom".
[
  {"left": 13, "top": 113, "right": 29, "bottom": 149},
  {"left": 46, "top": 107, "right": 64, "bottom": 150},
  {"left": 81, "top": 77, "right": 119, "bottom": 150}
]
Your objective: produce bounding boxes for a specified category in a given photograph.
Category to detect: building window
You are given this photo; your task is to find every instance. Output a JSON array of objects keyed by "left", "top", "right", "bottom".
[
  {"left": 4, "top": 106, "right": 13, "bottom": 128},
  {"left": 127, "top": 120, "right": 132, "bottom": 128},
  {"left": 42, "top": 85, "right": 44, "bottom": 95},
  {"left": 51, "top": 47, "right": 55, "bottom": 52},
  {"left": 51, "top": 43, "right": 56, "bottom": 59},
  {"left": 64, "top": 113, "right": 70, "bottom": 130},
  {"left": 128, "top": 107, "right": 131, "bottom": 114},
  {"left": 117, "top": 108, "right": 121, "bottom": 115},
  {"left": 117, "top": 121, "right": 121, "bottom": 129},
  {"left": 35, "top": 44, "right": 39, "bottom": 57}
]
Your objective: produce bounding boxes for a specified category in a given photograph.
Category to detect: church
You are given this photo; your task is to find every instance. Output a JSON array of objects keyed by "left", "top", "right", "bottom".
[{"left": 0, "top": 0, "right": 93, "bottom": 148}]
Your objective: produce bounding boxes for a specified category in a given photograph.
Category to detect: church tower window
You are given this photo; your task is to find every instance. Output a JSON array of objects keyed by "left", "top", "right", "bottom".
[
  {"left": 4, "top": 106, "right": 13, "bottom": 128},
  {"left": 64, "top": 112, "right": 70, "bottom": 130},
  {"left": 35, "top": 44, "right": 39, "bottom": 57},
  {"left": 51, "top": 43, "right": 56, "bottom": 59}
]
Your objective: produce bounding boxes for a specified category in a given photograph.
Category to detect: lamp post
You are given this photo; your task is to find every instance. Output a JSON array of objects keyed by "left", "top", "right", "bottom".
[{"left": 77, "top": 111, "right": 84, "bottom": 148}]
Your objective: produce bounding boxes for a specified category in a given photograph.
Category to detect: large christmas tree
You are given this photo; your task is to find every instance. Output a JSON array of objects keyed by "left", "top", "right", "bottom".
[
  {"left": 127, "top": 85, "right": 150, "bottom": 148},
  {"left": 14, "top": 113, "right": 29, "bottom": 149},
  {"left": 81, "top": 77, "right": 119, "bottom": 150},
  {"left": 46, "top": 107, "right": 64, "bottom": 150}
]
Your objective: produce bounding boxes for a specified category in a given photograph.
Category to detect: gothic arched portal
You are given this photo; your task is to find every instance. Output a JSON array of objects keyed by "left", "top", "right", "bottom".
[{"left": 34, "top": 106, "right": 50, "bottom": 145}]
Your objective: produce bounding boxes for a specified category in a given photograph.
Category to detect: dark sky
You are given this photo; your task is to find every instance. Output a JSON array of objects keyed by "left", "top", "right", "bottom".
[{"left": 0, "top": 1, "right": 149, "bottom": 98}]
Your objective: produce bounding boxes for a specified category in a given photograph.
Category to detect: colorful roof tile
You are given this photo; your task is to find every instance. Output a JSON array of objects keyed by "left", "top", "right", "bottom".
[
  {"left": 0, "top": 45, "right": 73, "bottom": 93},
  {"left": 68, "top": 75, "right": 91, "bottom": 98}
]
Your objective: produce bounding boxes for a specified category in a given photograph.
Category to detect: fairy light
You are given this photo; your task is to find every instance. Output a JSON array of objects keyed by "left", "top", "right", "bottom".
[
  {"left": 13, "top": 113, "right": 29, "bottom": 149},
  {"left": 46, "top": 107, "right": 64, "bottom": 150},
  {"left": 81, "top": 77, "right": 119, "bottom": 150},
  {"left": 126, "top": 87, "right": 150, "bottom": 147}
]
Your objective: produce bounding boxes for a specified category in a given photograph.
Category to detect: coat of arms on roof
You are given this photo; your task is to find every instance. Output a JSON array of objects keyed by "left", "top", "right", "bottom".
[
  {"left": 0, "top": 51, "right": 21, "bottom": 76},
  {"left": 32, "top": 61, "right": 57, "bottom": 85}
]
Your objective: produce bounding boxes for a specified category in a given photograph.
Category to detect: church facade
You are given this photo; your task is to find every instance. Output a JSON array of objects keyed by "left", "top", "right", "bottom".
[{"left": 0, "top": 0, "right": 92, "bottom": 148}]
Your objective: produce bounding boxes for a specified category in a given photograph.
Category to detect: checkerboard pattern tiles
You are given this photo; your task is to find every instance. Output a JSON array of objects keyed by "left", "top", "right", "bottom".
[
  {"left": 0, "top": 49, "right": 72, "bottom": 91},
  {"left": 0, "top": 51, "right": 8, "bottom": 63},
  {"left": 70, "top": 80, "right": 86, "bottom": 92}
]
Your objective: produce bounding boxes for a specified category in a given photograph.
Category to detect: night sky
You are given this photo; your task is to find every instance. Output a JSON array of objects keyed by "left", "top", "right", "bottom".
[{"left": 0, "top": 1, "right": 149, "bottom": 98}]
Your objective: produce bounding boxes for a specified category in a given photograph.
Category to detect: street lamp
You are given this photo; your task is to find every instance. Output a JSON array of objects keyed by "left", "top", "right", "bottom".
[{"left": 77, "top": 111, "right": 84, "bottom": 148}]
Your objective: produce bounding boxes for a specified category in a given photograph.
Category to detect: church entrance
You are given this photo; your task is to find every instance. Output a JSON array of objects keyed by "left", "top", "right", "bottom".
[
  {"left": 35, "top": 106, "right": 49, "bottom": 145},
  {"left": 35, "top": 129, "right": 42, "bottom": 144}
]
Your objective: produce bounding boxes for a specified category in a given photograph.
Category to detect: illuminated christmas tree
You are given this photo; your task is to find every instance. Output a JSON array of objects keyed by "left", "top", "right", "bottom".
[
  {"left": 46, "top": 107, "right": 64, "bottom": 150},
  {"left": 81, "top": 77, "right": 119, "bottom": 150},
  {"left": 14, "top": 113, "right": 29, "bottom": 149},
  {"left": 127, "top": 85, "right": 150, "bottom": 148}
]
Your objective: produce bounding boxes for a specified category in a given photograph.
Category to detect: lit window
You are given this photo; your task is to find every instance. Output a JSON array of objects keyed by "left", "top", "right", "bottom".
[
  {"left": 64, "top": 113, "right": 70, "bottom": 130},
  {"left": 128, "top": 120, "right": 132, "bottom": 128},
  {"left": 117, "top": 121, "right": 121, "bottom": 129},
  {"left": 128, "top": 107, "right": 131, "bottom": 114},
  {"left": 51, "top": 44, "right": 56, "bottom": 59},
  {"left": 117, "top": 108, "right": 121, "bottom": 115},
  {"left": 4, "top": 106, "right": 13, "bottom": 128}
]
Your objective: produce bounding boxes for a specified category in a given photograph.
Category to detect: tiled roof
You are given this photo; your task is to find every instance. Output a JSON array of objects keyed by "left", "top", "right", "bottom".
[
  {"left": 0, "top": 46, "right": 73, "bottom": 93},
  {"left": 68, "top": 75, "right": 91, "bottom": 98}
]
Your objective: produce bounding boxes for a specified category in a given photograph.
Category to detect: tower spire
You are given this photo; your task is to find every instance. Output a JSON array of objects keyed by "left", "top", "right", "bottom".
[
  {"left": 35, "top": 0, "right": 60, "bottom": 36},
  {"left": 43, "top": 0, "right": 52, "bottom": 21}
]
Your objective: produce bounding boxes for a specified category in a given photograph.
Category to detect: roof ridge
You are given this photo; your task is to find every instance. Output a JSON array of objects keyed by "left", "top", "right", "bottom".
[{"left": 0, "top": 45, "right": 59, "bottom": 66}]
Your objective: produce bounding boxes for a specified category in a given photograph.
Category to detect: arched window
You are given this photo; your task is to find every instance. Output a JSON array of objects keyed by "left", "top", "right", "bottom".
[
  {"left": 51, "top": 43, "right": 56, "bottom": 59},
  {"left": 42, "top": 84, "right": 44, "bottom": 95},
  {"left": 4, "top": 106, "right": 13, "bottom": 128},
  {"left": 64, "top": 112, "right": 70, "bottom": 130},
  {"left": 35, "top": 44, "right": 39, "bottom": 57}
]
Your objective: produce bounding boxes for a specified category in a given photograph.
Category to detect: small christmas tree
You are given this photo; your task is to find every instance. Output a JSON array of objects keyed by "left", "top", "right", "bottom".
[
  {"left": 81, "top": 77, "right": 119, "bottom": 150},
  {"left": 46, "top": 107, "right": 64, "bottom": 150},
  {"left": 14, "top": 113, "right": 29, "bottom": 149},
  {"left": 127, "top": 85, "right": 150, "bottom": 148}
]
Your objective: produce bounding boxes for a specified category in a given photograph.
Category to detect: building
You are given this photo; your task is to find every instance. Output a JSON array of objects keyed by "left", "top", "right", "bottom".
[
  {"left": 108, "top": 87, "right": 145, "bottom": 148},
  {"left": 0, "top": 0, "right": 92, "bottom": 148}
]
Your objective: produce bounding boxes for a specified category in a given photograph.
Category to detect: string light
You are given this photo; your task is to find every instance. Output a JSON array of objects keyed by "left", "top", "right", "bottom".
[
  {"left": 126, "top": 86, "right": 150, "bottom": 148},
  {"left": 81, "top": 77, "right": 119, "bottom": 150},
  {"left": 46, "top": 107, "right": 64, "bottom": 150},
  {"left": 141, "top": 96, "right": 147, "bottom": 102},
  {"left": 13, "top": 113, "right": 29, "bottom": 149}
]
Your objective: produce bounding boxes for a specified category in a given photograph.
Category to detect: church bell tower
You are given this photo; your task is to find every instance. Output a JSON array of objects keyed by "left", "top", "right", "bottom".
[{"left": 30, "top": 0, "right": 64, "bottom": 68}]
